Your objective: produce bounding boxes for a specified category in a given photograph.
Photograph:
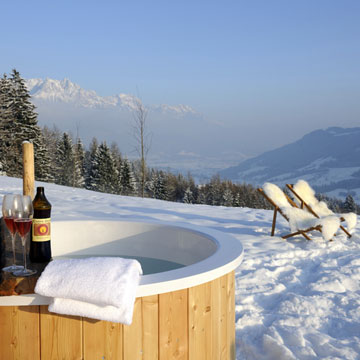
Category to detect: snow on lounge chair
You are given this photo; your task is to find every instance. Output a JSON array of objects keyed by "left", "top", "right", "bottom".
[
  {"left": 258, "top": 182, "right": 340, "bottom": 241},
  {"left": 286, "top": 179, "right": 357, "bottom": 238}
]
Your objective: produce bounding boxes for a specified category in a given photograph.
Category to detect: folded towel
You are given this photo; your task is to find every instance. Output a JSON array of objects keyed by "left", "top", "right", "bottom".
[
  {"left": 35, "top": 257, "right": 142, "bottom": 324},
  {"left": 49, "top": 297, "right": 137, "bottom": 325}
]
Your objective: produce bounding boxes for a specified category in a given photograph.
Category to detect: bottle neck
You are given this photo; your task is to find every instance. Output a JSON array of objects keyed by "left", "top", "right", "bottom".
[{"left": 36, "top": 187, "right": 45, "bottom": 196}]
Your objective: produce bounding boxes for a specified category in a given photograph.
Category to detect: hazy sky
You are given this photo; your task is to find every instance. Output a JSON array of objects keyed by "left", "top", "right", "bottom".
[{"left": 1, "top": 0, "right": 360, "bottom": 156}]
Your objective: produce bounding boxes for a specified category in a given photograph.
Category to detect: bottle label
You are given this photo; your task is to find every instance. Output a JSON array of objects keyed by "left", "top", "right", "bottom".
[{"left": 32, "top": 218, "right": 51, "bottom": 242}]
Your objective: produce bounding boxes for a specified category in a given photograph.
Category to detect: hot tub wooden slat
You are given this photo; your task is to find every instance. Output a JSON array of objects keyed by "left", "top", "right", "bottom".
[
  {"left": 211, "top": 277, "right": 222, "bottom": 358},
  {"left": 83, "top": 318, "right": 123, "bottom": 359},
  {"left": 189, "top": 281, "right": 212, "bottom": 359},
  {"left": 40, "top": 306, "right": 83, "bottom": 359},
  {"left": 227, "top": 272, "right": 236, "bottom": 360},
  {"left": 0, "top": 273, "right": 235, "bottom": 360},
  {"left": 220, "top": 274, "right": 229, "bottom": 359},
  {"left": 159, "top": 288, "right": 188, "bottom": 360},
  {"left": 142, "top": 295, "right": 159, "bottom": 360},
  {"left": 123, "top": 297, "right": 143, "bottom": 359},
  {"left": 0, "top": 305, "right": 40, "bottom": 359}
]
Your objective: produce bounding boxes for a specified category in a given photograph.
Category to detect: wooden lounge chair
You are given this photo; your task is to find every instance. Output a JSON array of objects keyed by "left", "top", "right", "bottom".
[
  {"left": 286, "top": 180, "right": 356, "bottom": 238},
  {"left": 258, "top": 182, "right": 340, "bottom": 241}
]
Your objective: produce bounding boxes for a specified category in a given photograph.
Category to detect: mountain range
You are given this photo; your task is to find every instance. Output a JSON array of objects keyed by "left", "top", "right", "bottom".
[
  {"left": 26, "top": 78, "right": 245, "bottom": 179},
  {"left": 220, "top": 127, "right": 360, "bottom": 201},
  {"left": 26, "top": 78, "right": 197, "bottom": 115}
]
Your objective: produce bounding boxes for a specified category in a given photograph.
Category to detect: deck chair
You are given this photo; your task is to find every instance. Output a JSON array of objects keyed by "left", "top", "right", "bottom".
[
  {"left": 286, "top": 180, "right": 356, "bottom": 238},
  {"left": 258, "top": 182, "right": 340, "bottom": 241}
]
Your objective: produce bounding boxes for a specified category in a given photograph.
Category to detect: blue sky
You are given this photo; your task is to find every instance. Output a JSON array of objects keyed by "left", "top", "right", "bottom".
[{"left": 1, "top": 0, "right": 360, "bottom": 156}]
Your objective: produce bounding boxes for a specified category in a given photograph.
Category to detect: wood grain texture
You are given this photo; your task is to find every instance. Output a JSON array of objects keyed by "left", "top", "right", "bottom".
[
  {"left": 210, "top": 277, "right": 221, "bottom": 360},
  {"left": 227, "top": 272, "right": 236, "bottom": 360},
  {"left": 142, "top": 295, "right": 159, "bottom": 360},
  {"left": 22, "top": 142, "right": 35, "bottom": 199},
  {"left": 123, "top": 297, "right": 143, "bottom": 360},
  {"left": 189, "top": 281, "right": 212, "bottom": 360},
  {"left": 159, "top": 289, "right": 188, "bottom": 360},
  {"left": 0, "top": 306, "right": 40, "bottom": 360},
  {"left": 0, "top": 273, "right": 236, "bottom": 359},
  {"left": 83, "top": 318, "right": 123, "bottom": 360},
  {"left": 220, "top": 274, "right": 229, "bottom": 359},
  {"left": 40, "top": 306, "right": 82, "bottom": 360}
]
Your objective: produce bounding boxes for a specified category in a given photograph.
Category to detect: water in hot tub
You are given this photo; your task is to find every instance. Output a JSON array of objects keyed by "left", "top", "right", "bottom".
[{"left": 54, "top": 255, "right": 185, "bottom": 275}]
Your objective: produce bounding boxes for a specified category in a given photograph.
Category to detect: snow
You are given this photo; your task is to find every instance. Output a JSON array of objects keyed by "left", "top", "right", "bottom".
[
  {"left": 262, "top": 182, "right": 341, "bottom": 241},
  {"left": 300, "top": 156, "right": 336, "bottom": 171},
  {"left": 1, "top": 176, "right": 360, "bottom": 359},
  {"left": 292, "top": 180, "right": 358, "bottom": 232}
]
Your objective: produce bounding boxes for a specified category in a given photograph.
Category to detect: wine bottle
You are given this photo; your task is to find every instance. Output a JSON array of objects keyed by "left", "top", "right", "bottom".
[{"left": 30, "top": 187, "right": 52, "bottom": 263}]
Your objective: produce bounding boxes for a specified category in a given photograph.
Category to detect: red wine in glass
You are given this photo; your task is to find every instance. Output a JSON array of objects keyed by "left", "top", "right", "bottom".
[
  {"left": 14, "top": 219, "right": 32, "bottom": 238},
  {"left": 4, "top": 217, "right": 16, "bottom": 235},
  {"left": 12, "top": 195, "right": 36, "bottom": 277},
  {"left": 2, "top": 195, "right": 24, "bottom": 272}
]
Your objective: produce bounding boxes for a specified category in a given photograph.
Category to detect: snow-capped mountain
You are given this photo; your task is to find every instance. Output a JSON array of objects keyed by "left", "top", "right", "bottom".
[
  {"left": 25, "top": 77, "right": 240, "bottom": 178},
  {"left": 220, "top": 127, "right": 360, "bottom": 201},
  {"left": 26, "top": 78, "right": 197, "bottom": 115}
]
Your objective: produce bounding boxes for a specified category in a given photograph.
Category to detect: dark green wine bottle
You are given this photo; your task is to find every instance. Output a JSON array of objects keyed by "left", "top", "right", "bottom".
[{"left": 30, "top": 187, "right": 52, "bottom": 263}]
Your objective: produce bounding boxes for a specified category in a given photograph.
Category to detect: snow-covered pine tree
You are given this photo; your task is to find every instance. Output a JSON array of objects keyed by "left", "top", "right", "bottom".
[
  {"left": 110, "top": 142, "right": 122, "bottom": 171},
  {"left": 222, "top": 187, "right": 234, "bottom": 207},
  {"left": 7, "top": 69, "right": 53, "bottom": 181},
  {"left": 183, "top": 186, "right": 194, "bottom": 204},
  {"left": 56, "top": 133, "right": 75, "bottom": 186},
  {"left": 36, "top": 131, "right": 55, "bottom": 182},
  {"left": 41, "top": 125, "right": 62, "bottom": 180},
  {"left": 207, "top": 175, "right": 222, "bottom": 206},
  {"left": 73, "top": 138, "right": 86, "bottom": 188},
  {"left": 0, "top": 73, "right": 16, "bottom": 175},
  {"left": 110, "top": 142, "right": 123, "bottom": 192},
  {"left": 85, "top": 137, "right": 98, "bottom": 190},
  {"left": 343, "top": 194, "right": 357, "bottom": 213},
  {"left": 120, "top": 157, "right": 136, "bottom": 196},
  {"left": 148, "top": 170, "right": 167, "bottom": 200},
  {"left": 196, "top": 186, "right": 207, "bottom": 204},
  {"left": 91, "top": 142, "right": 120, "bottom": 194}
]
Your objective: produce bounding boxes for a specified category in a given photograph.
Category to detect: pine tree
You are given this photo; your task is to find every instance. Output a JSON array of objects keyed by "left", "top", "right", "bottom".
[
  {"left": 148, "top": 170, "right": 167, "bottom": 200},
  {"left": 42, "top": 125, "right": 62, "bottom": 180},
  {"left": 8, "top": 69, "right": 37, "bottom": 177},
  {"left": 0, "top": 73, "right": 17, "bottom": 174},
  {"left": 73, "top": 138, "right": 85, "bottom": 188},
  {"left": 110, "top": 142, "right": 122, "bottom": 171},
  {"left": 183, "top": 187, "right": 194, "bottom": 204},
  {"left": 120, "top": 157, "right": 136, "bottom": 196},
  {"left": 85, "top": 137, "right": 98, "bottom": 190},
  {"left": 207, "top": 175, "right": 222, "bottom": 206},
  {"left": 222, "top": 187, "right": 234, "bottom": 207},
  {"left": 91, "top": 142, "right": 119, "bottom": 194},
  {"left": 35, "top": 131, "right": 55, "bottom": 182},
  {"left": 3, "top": 69, "right": 53, "bottom": 181},
  {"left": 196, "top": 186, "right": 207, "bottom": 204},
  {"left": 343, "top": 194, "right": 357, "bottom": 213},
  {"left": 56, "top": 133, "right": 75, "bottom": 186}
]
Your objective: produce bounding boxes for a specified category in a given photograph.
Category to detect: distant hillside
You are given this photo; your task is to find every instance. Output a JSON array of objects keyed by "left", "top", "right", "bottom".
[{"left": 219, "top": 127, "right": 360, "bottom": 201}]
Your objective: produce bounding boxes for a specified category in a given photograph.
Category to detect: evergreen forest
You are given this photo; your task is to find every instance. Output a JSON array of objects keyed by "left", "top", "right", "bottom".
[{"left": 1, "top": 70, "right": 359, "bottom": 214}]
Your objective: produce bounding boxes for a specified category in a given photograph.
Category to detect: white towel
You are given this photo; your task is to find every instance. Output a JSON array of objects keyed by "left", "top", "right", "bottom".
[{"left": 35, "top": 257, "right": 142, "bottom": 324}]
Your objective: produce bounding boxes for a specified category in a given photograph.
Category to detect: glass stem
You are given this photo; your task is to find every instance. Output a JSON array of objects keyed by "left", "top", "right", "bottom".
[
  {"left": 22, "top": 237, "right": 27, "bottom": 271},
  {"left": 11, "top": 234, "right": 16, "bottom": 265}
]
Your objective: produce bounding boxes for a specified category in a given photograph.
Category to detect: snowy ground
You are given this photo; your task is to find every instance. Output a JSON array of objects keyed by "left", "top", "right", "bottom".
[{"left": 1, "top": 176, "right": 360, "bottom": 359}]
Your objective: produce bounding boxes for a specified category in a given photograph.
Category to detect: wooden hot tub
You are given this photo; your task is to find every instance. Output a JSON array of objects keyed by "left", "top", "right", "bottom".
[{"left": 0, "top": 219, "right": 243, "bottom": 359}]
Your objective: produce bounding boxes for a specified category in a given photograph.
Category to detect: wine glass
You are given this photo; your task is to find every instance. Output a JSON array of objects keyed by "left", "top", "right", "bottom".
[
  {"left": 1, "top": 194, "right": 24, "bottom": 272},
  {"left": 12, "top": 195, "right": 36, "bottom": 277}
]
